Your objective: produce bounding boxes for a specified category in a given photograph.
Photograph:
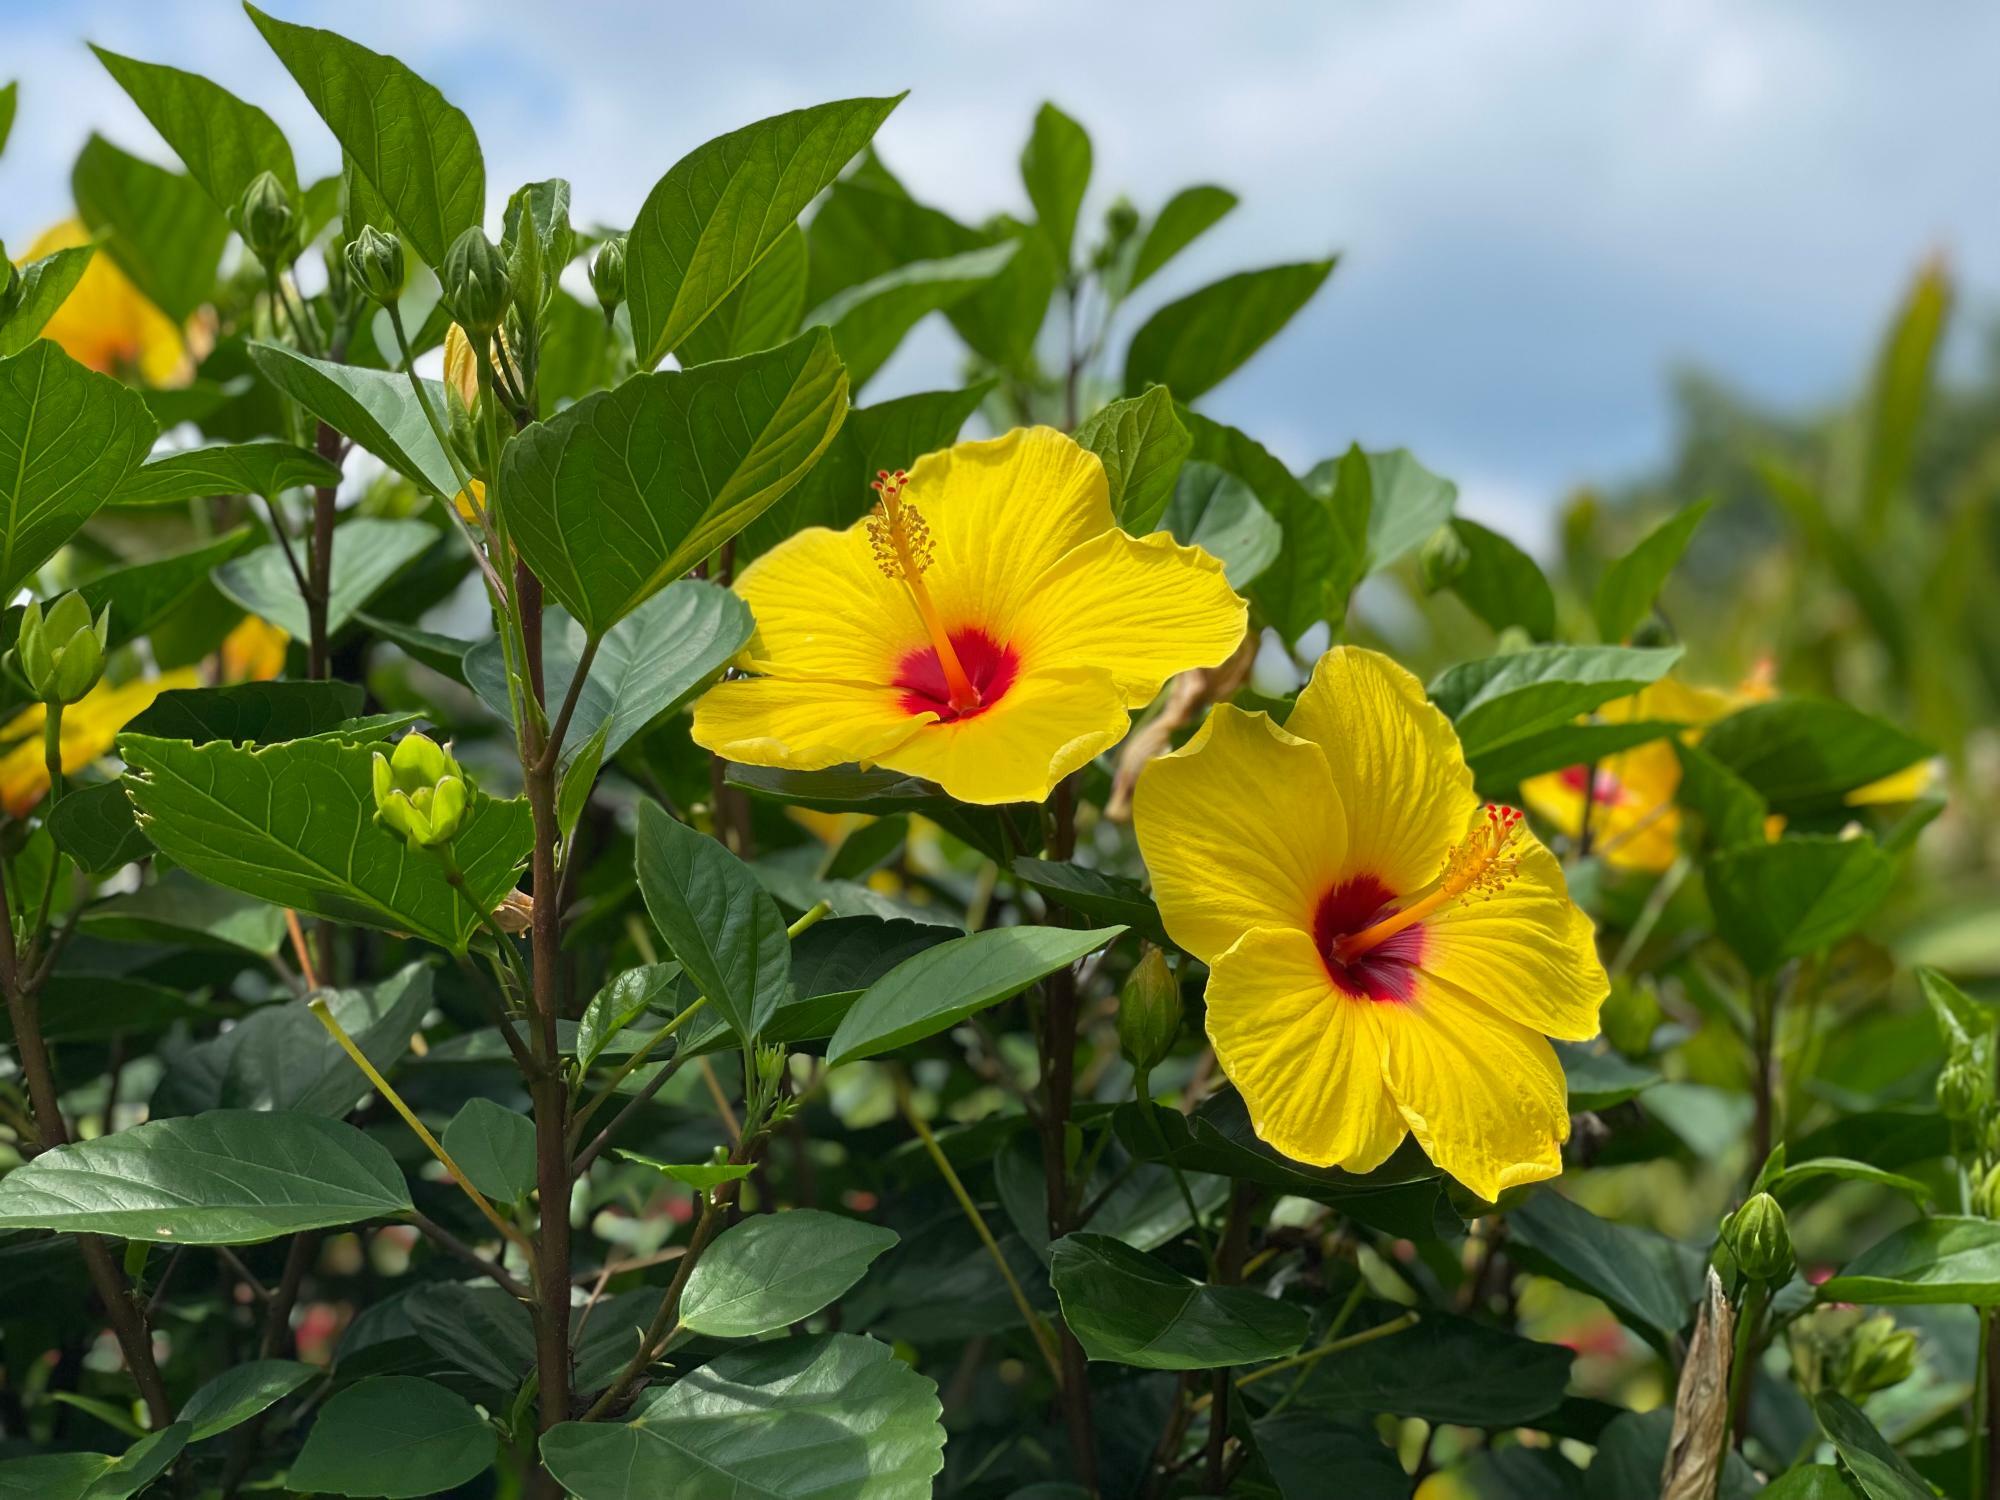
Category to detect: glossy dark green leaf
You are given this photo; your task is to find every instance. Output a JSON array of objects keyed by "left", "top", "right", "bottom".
[
  {"left": 406, "top": 1280, "right": 535, "bottom": 1390},
  {"left": 805, "top": 241, "right": 1017, "bottom": 391},
  {"left": 1009, "top": 859, "right": 1167, "bottom": 944},
  {"left": 209, "top": 964, "right": 433, "bottom": 1117},
  {"left": 81, "top": 866, "right": 287, "bottom": 955},
  {"left": 680, "top": 1209, "right": 899, "bottom": 1337},
  {"left": 1700, "top": 699, "right": 1932, "bottom": 816},
  {"left": 1708, "top": 835, "right": 1897, "bottom": 977},
  {"left": 90, "top": 46, "right": 299, "bottom": 220},
  {"left": 1124, "top": 260, "right": 1334, "bottom": 401},
  {"left": 247, "top": 342, "right": 458, "bottom": 498},
  {"left": 0, "top": 1424, "right": 188, "bottom": 1500},
  {"left": 179, "top": 1359, "right": 318, "bottom": 1441},
  {"left": 1128, "top": 184, "right": 1238, "bottom": 292},
  {"left": 441, "top": 1097, "right": 537, "bottom": 1203},
  {"left": 1049, "top": 1232, "right": 1307, "bottom": 1369},
  {"left": 1328, "top": 448, "right": 1459, "bottom": 575},
  {"left": 110, "top": 441, "right": 341, "bottom": 506},
  {"left": 120, "top": 733, "right": 532, "bottom": 954},
  {"left": 1472, "top": 719, "right": 1676, "bottom": 790},
  {"left": 0, "top": 1110, "right": 411, "bottom": 1243},
  {"left": 1758, "top": 1156, "right": 1929, "bottom": 1208},
  {"left": 499, "top": 328, "right": 848, "bottom": 636},
  {"left": 1296, "top": 1312, "right": 1569, "bottom": 1425},
  {"left": 1672, "top": 740, "right": 1770, "bottom": 849},
  {"left": 827, "top": 924, "right": 1124, "bottom": 1065},
  {"left": 1556, "top": 1041, "right": 1658, "bottom": 1111},
  {"left": 1428, "top": 646, "right": 1683, "bottom": 762},
  {"left": 1583, "top": 1407, "right": 1762, "bottom": 1500},
  {"left": 1254, "top": 1411, "right": 1409, "bottom": 1500},
  {"left": 248, "top": 7, "right": 482, "bottom": 269},
  {"left": 1594, "top": 498, "right": 1714, "bottom": 644},
  {"left": 0, "top": 341, "right": 157, "bottom": 601},
  {"left": 1763, "top": 1468, "right": 1867, "bottom": 1500},
  {"left": 576, "top": 963, "right": 681, "bottom": 1074},
  {"left": 125, "top": 680, "right": 365, "bottom": 743},
  {"left": 675, "top": 223, "right": 808, "bottom": 367},
  {"left": 1507, "top": 1190, "right": 1703, "bottom": 1351},
  {"left": 1448, "top": 517, "right": 1556, "bottom": 640},
  {"left": 45, "top": 781, "right": 151, "bottom": 875},
  {"left": 287, "top": 1375, "right": 496, "bottom": 1498},
  {"left": 541, "top": 1334, "right": 944, "bottom": 1500},
  {"left": 65, "top": 525, "right": 256, "bottom": 650},
  {"left": 0, "top": 245, "right": 96, "bottom": 356},
  {"left": 1163, "top": 458, "right": 1279, "bottom": 588},
  {"left": 215, "top": 516, "right": 438, "bottom": 639},
  {"left": 1820, "top": 1216, "right": 2000, "bottom": 1305},
  {"left": 72, "top": 132, "right": 228, "bottom": 322},
  {"left": 1075, "top": 386, "right": 1191, "bottom": 534},
  {"left": 635, "top": 800, "right": 790, "bottom": 1048},
  {"left": 628, "top": 96, "right": 903, "bottom": 367},
  {"left": 1020, "top": 102, "right": 1091, "bottom": 263},
  {"left": 1813, "top": 1392, "right": 1936, "bottom": 1500}
]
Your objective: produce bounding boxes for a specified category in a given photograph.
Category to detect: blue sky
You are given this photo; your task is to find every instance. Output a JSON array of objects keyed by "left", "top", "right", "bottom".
[{"left": 5, "top": 0, "right": 1996, "bottom": 543}]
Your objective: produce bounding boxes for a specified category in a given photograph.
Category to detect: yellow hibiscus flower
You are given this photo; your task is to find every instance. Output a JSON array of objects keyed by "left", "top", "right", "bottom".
[
  {"left": 21, "top": 221, "right": 191, "bottom": 387},
  {"left": 1133, "top": 646, "right": 1608, "bottom": 1199},
  {"left": 219, "top": 616, "right": 290, "bottom": 682},
  {"left": 692, "top": 426, "right": 1247, "bottom": 806}
]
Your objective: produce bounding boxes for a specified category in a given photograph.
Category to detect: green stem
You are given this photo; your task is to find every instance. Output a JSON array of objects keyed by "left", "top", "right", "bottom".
[
  {"left": 1136, "top": 1066, "right": 1212, "bottom": 1263},
  {"left": 1191, "top": 1310, "right": 1417, "bottom": 1412},
  {"left": 1727, "top": 1280, "right": 1769, "bottom": 1443}
]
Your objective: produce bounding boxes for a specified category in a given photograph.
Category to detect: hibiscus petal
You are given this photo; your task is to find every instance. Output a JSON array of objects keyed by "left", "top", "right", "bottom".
[
  {"left": 874, "top": 665, "right": 1129, "bottom": 805},
  {"left": 1132, "top": 705, "right": 1346, "bottom": 964},
  {"left": 691, "top": 674, "right": 930, "bottom": 772},
  {"left": 1284, "top": 646, "right": 1478, "bottom": 898},
  {"left": 733, "top": 524, "right": 925, "bottom": 682},
  {"left": 1012, "top": 528, "right": 1246, "bottom": 707},
  {"left": 1205, "top": 926, "right": 1406, "bottom": 1172}
]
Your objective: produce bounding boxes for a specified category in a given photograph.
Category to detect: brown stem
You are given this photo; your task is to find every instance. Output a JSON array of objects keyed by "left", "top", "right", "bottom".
[
  {"left": 524, "top": 752, "right": 574, "bottom": 1444},
  {"left": 411, "top": 1209, "right": 530, "bottom": 1300},
  {"left": 221, "top": 1231, "right": 320, "bottom": 1498},
  {"left": 306, "top": 424, "right": 340, "bottom": 680}
]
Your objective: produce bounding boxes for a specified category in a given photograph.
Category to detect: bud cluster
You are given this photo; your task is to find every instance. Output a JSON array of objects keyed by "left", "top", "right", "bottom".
[
  {"left": 13, "top": 594, "right": 110, "bottom": 706},
  {"left": 371, "top": 732, "right": 470, "bottom": 851}
]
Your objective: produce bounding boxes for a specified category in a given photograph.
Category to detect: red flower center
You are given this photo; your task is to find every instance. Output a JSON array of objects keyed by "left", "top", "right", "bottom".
[
  {"left": 1559, "top": 763, "right": 1628, "bottom": 806},
  {"left": 1313, "top": 875, "right": 1424, "bottom": 1002},
  {"left": 894, "top": 628, "right": 1019, "bottom": 722}
]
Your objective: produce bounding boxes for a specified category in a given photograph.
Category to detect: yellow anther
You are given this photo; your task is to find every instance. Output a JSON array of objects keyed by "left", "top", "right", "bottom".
[
  {"left": 1335, "top": 805, "right": 1526, "bottom": 962},
  {"left": 866, "top": 469, "right": 978, "bottom": 713}
]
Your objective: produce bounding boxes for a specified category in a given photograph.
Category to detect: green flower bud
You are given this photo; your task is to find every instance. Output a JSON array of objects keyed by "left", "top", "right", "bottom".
[
  {"left": 1418, "top": 524, "right": 1471, "bottom": 595},
  {"left": 589, "top": 235, "right": 627, "bottom": 320},
  {"left": 344, "top": 225, "right": 406, "bottom": 307},
  {"left": 1117, "top": 946, "right": 1182, "bottom": 1076},
  {"left": 371, "top": 732, "right": 470, "bottom": 850},
  {"left": 443, "top": 226, "right": 511, "bottom": 338},
  {"left": 1939, "top": 1052, "right": 1989, "bottom": 1123},
  {"left": 1840, "top": 1315, "right": 1918, "bottom": 1397},
  {"left": 1723, "top": 1192, "right": 1794, "bottom": 1286},
  {"left": 238, "top": 170, "right": 295, "bottom": 264},
  {"left": 1104, "top": 197, "right": 1140, "bottom": 244},
  {"left": 13, "top": 593, "right": 110, "bottom": 706},
  {"left": 1628, "top": 616, "right": 1675, "bottom": 649},
  {"left": 1977, "top": 1161, "right": 2000, "bottom": 1220}
]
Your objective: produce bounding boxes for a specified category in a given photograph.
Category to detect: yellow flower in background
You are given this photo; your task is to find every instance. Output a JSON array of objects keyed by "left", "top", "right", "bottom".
[
  {"left": 219, "top": 616, "right": 289, "bottom": 682},
  {"left": 0, "top": 669, "right": 200, "bottom": 814},
  {"left": 1846, "top": 758, "right": 1938, "bottom": 807},
  {"left": 1134, "top": 646, "right": 1607, "bottom": 1199},
  {"left": 693, "top": 427, "right": 1247, "bottom": 805},
  {"left": 21, "top": 221, "right": 191, "bottom": 387},
  {"left": 1520, "top": 674, "right": 1774, "bottom": 873}
]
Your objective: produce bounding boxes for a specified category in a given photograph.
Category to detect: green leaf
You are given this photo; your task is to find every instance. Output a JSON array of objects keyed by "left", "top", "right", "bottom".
[
  {"left": 1163, "top": 459, "right": 1280, "bottom": 589},
  {"left": 179, "top": 1359, "right": 318, "bottom": 1441},
  {"left": 541, "top": 1334, "right": 944, "bottom": 1500},
  {"left": 209, "top": 964, "right": 433, "bottom": 1116},
  {"left": 1699, "top": 699, "right": 1933, "bottom": 816},
  {"left": 1128, "top": 185, "right": 1238, "bottom": 292},
  {"left": 635, "top": 800, "right": 790, "bottom": 1048},
  {"left": 407, "top": 1281, "right": 534, "bottom": 1390},
  {"left": 805, "top": 241, "right": 1018, "bottom": 391},
  {"left": 1428, "top": 646, "right": 1683, "bottom": 763},
  {"left": 1759, "top": 1156, "right": 1930, "bottom": 1208},
  {"left": 1048, "top": 1232, "right": 1307, "bottom": 1369},
  {"left": 287, "top": 1375, "right": 496, "bottom": 1499},
  {"left": 119, "top": 733, "right": 532, "bottom": 954},
  {"left": 0, "top": 80, "right": 13, "bottom": 156},
  {"left": 0, "top": 1425, "right": 189, "bottom": 1500},
  {"left": 1594, "top": 498, "right": 1714, "bottom": 644},
  {"left": 1506, "top": 1190, "right": 1703, "bottom": 1351},
  {"left": 1075, "top": 386, "right": 1192, "bottom": 534},
  {"left": 1448, "top": 517, "right": 1556, "bottom": 641},
  {"left": 0, "top": 341, "right": 157, "bottom": 600},
  {"left": 0, "top": 245, "right": 96, "bottom": 357},
  {"left": 1763, "top": 1468, "right": 1867, "bottom": 1500},
  {"left": 1708, "top": 835, "right": 1897, "bottom": 977},
  {"left": 628, "top": 96, "right": 904, "bottom": 367},
  {"left": 0, "top": 1109, "right": 411, "bottom": 1243},
  {"left": 827, "top": 925, "right": 1125, "bottom": 1065},
  {"left": 1254, "top": 1412, "right": 1409, "bottom": 1500},
  {"left": 441, "top": 1097, "right": 537, "bottom": 1204},
  {"left": 680, "top": 1209, "right": 900, "bottom": 1337},
  {"left": 1673, "top": 740, "right": 1770, "bottom": 849},
  {"left": 1470, "top": 720, "right": 1676, "bottom": 791},
  {"left": 1009, "top": 859, "right": 1167, "bottom": 944},
  {"left": 617, "top": 1152, "right": 754, "bottom": 1192},
  {"left": 1813, "top": 1392, "right": 1937, "bottom": 1500},
  {"left": 1584, "top": 1408, "right": 1763, "bottom": 1500},
  {"left": 247, "top": 7, "right": 482, "bottom": 270},
  {"left": 499, "top": 328, "right": 849, "bottom": 636},
  {"left": 1860, "top": 259, "right": 1948, "bottom": 539},
  {"left": 248, "top": 340, "right": 457, "bottom": 497},
  {"left": 1020, "top": 102, "right": 1091, "bottom": 263},
  {"left": 72, "top": 132, "right": 228, "bottom": 323},
  {"left": 464, "top": 581, "right": 752, "bottom": 763},
  {"left": 82, "top": 866, "right": 287, "bottom": 956},
  {"left": 126, "top": 680, "right": 366, "bottom": 742},
  {"left": 1296, "top": 1312, "right": 1571, "bottom": 1425},
  {"left": 1124, "top": 260, "right": 1334, "bottom": 401},
  {"left": 1819, "top": 1216, "right": 2000, "bottom": 1305},
  {"left": 64, "top": 525, "right": 256, "bottom": 649},
  {"left": 675, "top": 223, "right": 808, "bottom": 367},
  {"left": 1556, "top": 1042, "right": 1658, "bottom": 1111},
  {"left": 110, "top": 441, "right": 341, "bottom": 506},
  {"left": 1344, "top": 448, "right": 1458, "bottom": 575},
  {"left": 1921, "top": 965, "right": 1993, "bottom": 1057},
  {"left": 46, "top": 781, "right": 151, "bottom": 875},
  {"left": 215, "top": 516, "right": 438, "bottom": 640},
  {"left": 576, "top": 963, "right": 681, "bottom": 1074},
  {"left": 90, "top": 46, "right": 298, "bottom": 220}
]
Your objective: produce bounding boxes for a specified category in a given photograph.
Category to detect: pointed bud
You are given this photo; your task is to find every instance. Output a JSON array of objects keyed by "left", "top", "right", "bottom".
[
  {"left": 1977, "top": 1162, "right": 2000, "bottom": 1220},
  {"left": 238, "top": 170, "right": 295, "bottom": 264},
  {"left": 443, "top": 227, "right": 511, "bottom": 338},
  {"left": 1723, "top": 1192, "right": 1794, "bottom": 1286},
  {"left": 1939, "top": 1052, "right": 1989, "bottom": 1123},
  {"left": 1418, "top": 524, "right": 1471, "bottom": 594},
  {"left": 345, "top": 225, "right": 406, "bottom": 307},
  {"left": 1840, "top": 1316, "right": 1918, "bottom": 1397},
  {"left": 1117, "top": 946, "right": 1182, "bottom": 1076},
  {"left": 13, "top": 593, "right": 109, "bottom": 706},
  {"left": 589, "top": 235, "right": 627, "bottom": 321},
  {"left": 371, "top": 732, "right": 470, "bottom": 849}
]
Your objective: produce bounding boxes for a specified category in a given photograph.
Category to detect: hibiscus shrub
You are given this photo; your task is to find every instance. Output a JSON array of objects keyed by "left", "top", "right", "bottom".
[{"left": 0, "top": 14, "right": 1974, "bottom": 1500}]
